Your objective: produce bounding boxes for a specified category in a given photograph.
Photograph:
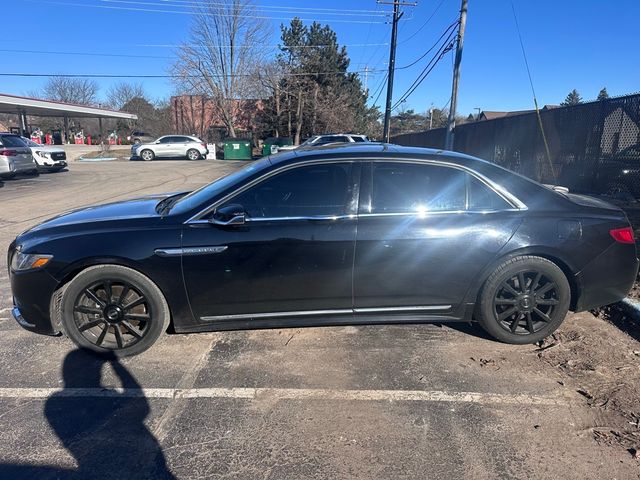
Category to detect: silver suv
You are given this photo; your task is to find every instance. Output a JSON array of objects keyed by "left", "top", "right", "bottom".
[
  {"left": 0, "top": 133, "right": 38, "bottom": 178},
  {"left": 133, "top": 135, "right": 208, "bottom": 161},
  {"left": 278, "top": 134, "right": 370, "bottom": 151}
]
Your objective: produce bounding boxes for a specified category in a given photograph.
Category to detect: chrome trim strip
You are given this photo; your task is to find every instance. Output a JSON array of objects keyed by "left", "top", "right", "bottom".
[
  {"left": 12, "top": 307, "right": 36, "bottom": 328},
  {"left": 357, "top": 209, "right": 521, "bottom": 218},
  {"left": 155, "top": 246, "right": 228, "bottom": 257},
  {"left": 200, "top": 305, "right": 452, "bottom": 322},
  {"left": 201, "top": 309, "right": 352, "bottom": 322},
  {"left": 353, "top": 305, "right": 451, "bottom": 313}
]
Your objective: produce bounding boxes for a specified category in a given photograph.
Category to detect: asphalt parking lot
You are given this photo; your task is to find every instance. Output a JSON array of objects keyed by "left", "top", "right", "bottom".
[{"left": 0, "top": 159, "right": 638, "bottom": 479}]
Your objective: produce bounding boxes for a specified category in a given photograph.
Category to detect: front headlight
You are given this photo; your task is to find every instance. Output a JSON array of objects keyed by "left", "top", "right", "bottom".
[
  {"left": 35, "top": 150, "right": 51, "bottom": 158},
  {"left": 11, "top": 251, "right": 53, "bottom": 271}
]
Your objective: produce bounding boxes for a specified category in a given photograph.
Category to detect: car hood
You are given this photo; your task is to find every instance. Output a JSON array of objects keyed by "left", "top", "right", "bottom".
[{"left": 26, "top": 193, "right": 178, "bottom": 233}]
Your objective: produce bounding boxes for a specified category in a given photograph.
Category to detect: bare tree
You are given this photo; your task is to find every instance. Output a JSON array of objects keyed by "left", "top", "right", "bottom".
[
  {"left": 42, "top": 77, "right": 99, "bottom": 105},
  {"left": 106, "top": 82, "right": 146, "bottom": 110},
  {"left": 172, "top": 0, "right": 270, "bottom": 138}
]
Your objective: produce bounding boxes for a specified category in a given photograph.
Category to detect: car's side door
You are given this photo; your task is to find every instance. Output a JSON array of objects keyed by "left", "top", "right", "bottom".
[
  {"left": 181, "top": 161, "right": 360, "bottom": 323},
  {"left": 173, "top": 136, "right": 192, "bottom": 158},
  {"left": 353, "top": 160, "right": 523, "bottom": 315},
  {"left": 154, "top": 136, "right": 177, "bottom": 157}
]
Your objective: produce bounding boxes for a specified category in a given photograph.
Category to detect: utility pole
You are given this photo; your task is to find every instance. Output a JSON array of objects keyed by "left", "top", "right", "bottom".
[
  {"left": 444, "top": 0, "right": 468, "bottom": 151},
  {"left": 363, "top": 65, "right": 369, "bottom": 96},
  {"left": 379, "top": 0, "right": 416, "bottom": 143}
]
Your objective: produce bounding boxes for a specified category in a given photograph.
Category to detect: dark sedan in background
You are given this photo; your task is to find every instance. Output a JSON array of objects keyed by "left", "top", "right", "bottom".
[{"left": 9, "top": 144, "right": 639, "bottom": 356}]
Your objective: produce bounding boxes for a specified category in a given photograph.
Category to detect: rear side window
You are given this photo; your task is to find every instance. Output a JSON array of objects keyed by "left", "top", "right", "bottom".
[
  {"left": 371, "top": 163, "right": 466, "bottom": 213},
  {"left": 0, "top": 135, "right": 27, "bottom": 147},
  {"left": 227, "top": 163, "right": 352, "bottom": 218},
  {"left": 467, "top": 176, "right": 512, "bottom": 210},
  {"left": 370, "top": 162, "right": 512, "bottom": 213}
]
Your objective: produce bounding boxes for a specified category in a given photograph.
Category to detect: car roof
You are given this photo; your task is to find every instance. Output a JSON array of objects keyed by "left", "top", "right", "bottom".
[{"left": 271, "top": 142, "right": 487, "bottom": 168}]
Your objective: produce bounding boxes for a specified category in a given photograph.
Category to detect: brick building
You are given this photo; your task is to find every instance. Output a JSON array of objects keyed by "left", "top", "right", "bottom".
[{"left": 171, "top": 95, "right": 262, "bottom": 142}]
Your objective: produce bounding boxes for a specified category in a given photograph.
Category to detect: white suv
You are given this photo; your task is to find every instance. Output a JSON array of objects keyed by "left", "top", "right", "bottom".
[
  {"left": 133, "top": 135, "right": 208, "bottom": 161},
  {"left": 278, "top": 134, "right": 370, "bottom": 151}
]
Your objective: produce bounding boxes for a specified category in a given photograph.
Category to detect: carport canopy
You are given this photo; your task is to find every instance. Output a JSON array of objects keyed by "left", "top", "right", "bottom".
[{"left": 0, "top": 92, "right": 137, "bottom": 120}]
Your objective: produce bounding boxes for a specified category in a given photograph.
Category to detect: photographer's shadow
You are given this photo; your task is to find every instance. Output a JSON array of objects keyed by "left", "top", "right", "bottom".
[{"left": 0, "top": 349, "right": 175, "bottom": 480}]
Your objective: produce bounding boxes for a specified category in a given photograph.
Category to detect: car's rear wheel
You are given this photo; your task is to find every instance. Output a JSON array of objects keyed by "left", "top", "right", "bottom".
[
  {"left": 27, "top": 169, "right": 39, "bottom": 176},
  {"left": 476, "top": 256, "right": 570, "bottom": 344},
  {"left": 54, "top": 265, "right": 170, "bottom": 356},
  {"left": 140, "top": 149, "right": 155, "bottom": 161},
  {"left": 186, "top": 148, "right": 201, "bottom": 160}
]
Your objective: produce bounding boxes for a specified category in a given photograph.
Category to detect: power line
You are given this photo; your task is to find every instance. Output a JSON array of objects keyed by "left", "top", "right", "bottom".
[
  {"left": 25, "top": 0, "right": 386, "bottom": 23},
  {"left": 0, "top": 43, "right": 389, "bottom": 60},
  {"left": 370, "top": 73, "right": 389, "bottom": 107},
  {"left": 0, "top": 69, "right": 387, "bottom": 79},
  {"left": 101, "top": 0, "right": 387, "bottom": 14},
  {"left": 100, "top": 0, "right": 389, "bottom": 17},
  {"left": 399, "top": 0, "right": 448, "bottom": 44},
  {"left": 391, "top": 32, "right": 455, "bottom": 109},
  {"left": 396, "top": 20, "right": 458, "bottom": 70}
]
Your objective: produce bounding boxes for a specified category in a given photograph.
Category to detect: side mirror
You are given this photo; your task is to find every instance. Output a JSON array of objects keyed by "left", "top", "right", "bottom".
[{"left": 209, "top": 203, "right": 246, "bottom": 226}]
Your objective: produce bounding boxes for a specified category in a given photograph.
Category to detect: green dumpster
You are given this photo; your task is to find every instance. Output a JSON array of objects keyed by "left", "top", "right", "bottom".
[
  {"left": 262, "top": 137, "right": 293, "bottom": 156},
  {"left": 223, "top": 139, "right": 252, "bottom": 160}
]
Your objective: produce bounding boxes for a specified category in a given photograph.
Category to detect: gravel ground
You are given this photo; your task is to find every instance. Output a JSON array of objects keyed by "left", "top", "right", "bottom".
[{"left": 0, "top": 159, "right": 638, "bottom": 479}]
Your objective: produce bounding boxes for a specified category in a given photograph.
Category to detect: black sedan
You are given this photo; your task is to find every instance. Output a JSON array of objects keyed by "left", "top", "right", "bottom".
[{"left": 8, "top": 144, "right": 639, "bottom": 356}]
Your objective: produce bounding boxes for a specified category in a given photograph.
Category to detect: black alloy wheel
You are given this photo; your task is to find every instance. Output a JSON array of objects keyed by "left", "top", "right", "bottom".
[
  {"left": 493, "top": 270, "right": 560, "bottom": 335},
  {"left": 477, "top": 256, "right": 570, "bottom": 344},
  {"left": 73, "top": 279, "right": 151, "bottom": 350},
  {"left": 55, "top": 265, "right": 170, "bottom": 356}
]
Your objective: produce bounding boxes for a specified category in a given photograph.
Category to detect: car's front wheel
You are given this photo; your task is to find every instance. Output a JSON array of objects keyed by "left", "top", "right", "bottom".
[
  {"left": 54, "top": 265, "right": 170, "bottom": 356},
  {"left": 186, "top": 148, "right": 201, "bottom": 160},
  {"left": 476, "top": 256, "right": 570, "bottom": 344},
  {"left": 140, "top": 149, "right": 155, "bottom": 161}
]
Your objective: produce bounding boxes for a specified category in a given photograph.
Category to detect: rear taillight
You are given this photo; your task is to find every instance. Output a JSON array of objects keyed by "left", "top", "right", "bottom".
[
  {"left": 201, "top": 143, "right": 207, "bottom": 148},
  {"left": 0, "top": 149, "right": 17, "bottom": 156},
  {"left": 610, "top": 226, "right": 635, "bottom": 244}
]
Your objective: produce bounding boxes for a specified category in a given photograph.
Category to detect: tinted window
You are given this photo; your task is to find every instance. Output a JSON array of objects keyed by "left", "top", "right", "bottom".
[
  {"left": 227, "top": 163, "right": 352, "bottom": 218},
  {"left": 315, "top": 136, "right": 349, "bottom": 145},
  {"left": 158, "top": 136, "right": 174, "bottom": 144},
  {"left": 0, "top": 135, "right": 27, "bottom": 148},
  {"left": 467, "top": 176, "right": 512, "bottom": 210},
  {"left": 176, "top": 136, "right": 194, "bottom": 143},
  {"left": 371, "top": 163, "right": 466, "bottom": 213}
]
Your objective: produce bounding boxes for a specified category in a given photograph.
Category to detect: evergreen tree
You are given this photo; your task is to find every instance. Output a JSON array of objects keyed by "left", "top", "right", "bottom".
[
  {"left": 597, "top": 87, "right": 609, "bottom": 100},
  {"left": 258, "top": 18, "right": 380, "bottom": 142},
  {"left": 561, "top": 89, "right": 583, "bottom": 106}
]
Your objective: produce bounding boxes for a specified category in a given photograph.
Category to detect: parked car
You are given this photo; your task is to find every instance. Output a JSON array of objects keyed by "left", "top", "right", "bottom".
[
  {"left": 132, "top": 135, "right": 208, "bottom": 161},
  {"left": 9, "top": 144, "right": 638, "bottom": 356},
  {"left": 594, "top": 144, "right": 640, "bottom": 199},
  {"left": 127, "top": 131, "right": 155, "bottom": 144},
  {"left": 278, "top": 133, "right": 370, "bottom": 151},
  {"left": 22, "top": 138, "right": 67, "bottom": 172},
  {"left": 0, "top": 133, "right": 38, "bottom": 179}
]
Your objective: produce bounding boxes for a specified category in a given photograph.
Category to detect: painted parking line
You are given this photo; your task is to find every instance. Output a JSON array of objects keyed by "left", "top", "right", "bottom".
[{"left": 0, "top": 387, "right": 567, "bottom": 406}]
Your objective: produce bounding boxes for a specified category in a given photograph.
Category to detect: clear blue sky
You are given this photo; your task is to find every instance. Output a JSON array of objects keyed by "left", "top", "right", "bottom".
[{"left": 3, "top": 0, "right": 639, "bottom": 116}]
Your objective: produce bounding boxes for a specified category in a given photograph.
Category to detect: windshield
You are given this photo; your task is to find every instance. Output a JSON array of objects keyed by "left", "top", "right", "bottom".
[{"left": 169, "top": 157, "right": 272, "bottom": 215}]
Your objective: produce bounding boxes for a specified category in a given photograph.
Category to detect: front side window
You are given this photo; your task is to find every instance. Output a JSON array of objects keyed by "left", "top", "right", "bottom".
[
  {"left": 370, "top": 162, "right": 511, "bottom": 214},
  {"left": 223, "top": 163, "right": 352, "bottom": 219},
  {"left": 158, "top": 136, "right": 174, "bottom": 144}
]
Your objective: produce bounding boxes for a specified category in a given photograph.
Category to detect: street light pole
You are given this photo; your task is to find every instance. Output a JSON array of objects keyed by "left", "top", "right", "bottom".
[{"left": 444, "top": 0, "right": 468, "bottom": 151}]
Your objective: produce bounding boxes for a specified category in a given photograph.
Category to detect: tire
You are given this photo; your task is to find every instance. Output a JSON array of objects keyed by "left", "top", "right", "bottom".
[
  {"left": 476, "top": 256, "right": 570, "bottom": 344},
  {"left": 186, "top": 149, "right": 201, "bottom": 160},
  {"left": 140, "top": 149, "right": 155, "bottom": 161},
  {"left": 27, "top": 169, "right": 39, "bottom": 176},
  {"left": 1, "top": 172, "right": 16, "bottom": 180},
  {"left": 54, "top": 265, "right": 170, "bottom": 357}
]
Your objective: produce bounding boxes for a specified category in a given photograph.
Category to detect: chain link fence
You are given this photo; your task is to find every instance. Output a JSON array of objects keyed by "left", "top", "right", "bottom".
[{"left": 392, "top": 92, "right": 640, "bottom": 200}]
